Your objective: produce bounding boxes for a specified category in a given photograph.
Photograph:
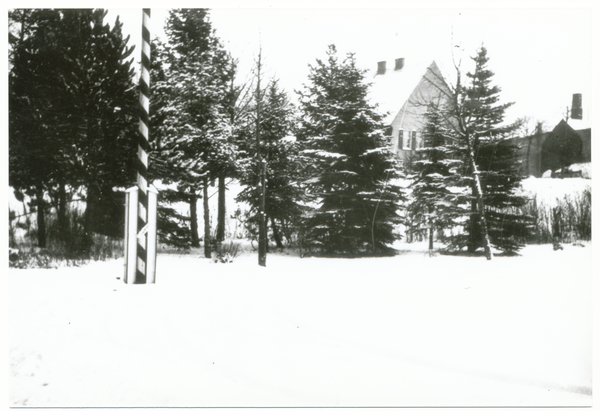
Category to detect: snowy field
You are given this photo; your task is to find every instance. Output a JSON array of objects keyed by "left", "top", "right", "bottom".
[{"left": 8, "top": 241, "right": 593, "bottom": 408}]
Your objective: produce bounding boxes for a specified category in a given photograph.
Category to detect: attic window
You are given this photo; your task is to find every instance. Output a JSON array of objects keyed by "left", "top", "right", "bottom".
[{"left": 377, "top": 61, "right": 386, "bottom": 75}]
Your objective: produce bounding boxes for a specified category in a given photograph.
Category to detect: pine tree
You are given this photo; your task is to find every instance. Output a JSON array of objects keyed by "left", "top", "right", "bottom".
[
  {"left": 450, "top": 46, "right": 533, "bottom": 255},
  {"left": 151, "top": 9, "right": 236, "bottom": 253},
  {"left": 236, "top": 79, "right": 305, "bottom": 250},
  {"left": 9, "top": 9, "right": 59, "bottom": 247},
  {"left": 407, "top": 103, "right": 464, "bottom": 250},
  {"left": 69, "top": 10, "right": 138, "bottom": 240},
  {"left": 297, "top": 45, "right": 404, "bottom": 256},
  {"left": 9, "top": 9, "right": 138, "bottom": 249}
]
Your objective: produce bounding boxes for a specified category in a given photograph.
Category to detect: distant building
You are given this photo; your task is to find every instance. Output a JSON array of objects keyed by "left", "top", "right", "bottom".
[
  {"left": 513, "top": 119, "right": 591, "bottom": 178},
  {"left": 369, "top": 58, "right": 453, "bottom": 160}
]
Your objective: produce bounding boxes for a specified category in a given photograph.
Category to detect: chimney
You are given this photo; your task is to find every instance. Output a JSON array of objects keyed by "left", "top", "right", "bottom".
[
  {"left": 571, "top": 93, "right": 582, "bottom": 120},
  {"left": 377, "top": 61, "right": 387, "bottom": 75},
  {"left": 395, "top": 58, "right": 405, "bottom": 71}
]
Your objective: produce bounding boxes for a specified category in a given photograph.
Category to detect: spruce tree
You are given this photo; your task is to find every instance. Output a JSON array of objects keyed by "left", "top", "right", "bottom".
[
  {"left": 9, "top": 9, "right": 138, "bottom": 249},
  {"left": 451, "top": 46, "right": 533, "bottom": 255},
  {"left": 151, "top": 9, "right": 236, "bottom": 252},
  {"left": 297, "top": 45, "right": 404, "bottom": 256},
  {"left": 236, "top": 79, "right": 304, "bottom": 249},
  {"left": 407, "top": 103, "right": 464, "bottom": 250}
]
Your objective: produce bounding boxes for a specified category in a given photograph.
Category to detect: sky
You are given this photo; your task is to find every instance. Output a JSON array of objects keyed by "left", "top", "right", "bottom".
[{"left": 103, "top": 1, "right": 596, "bottom": 133}]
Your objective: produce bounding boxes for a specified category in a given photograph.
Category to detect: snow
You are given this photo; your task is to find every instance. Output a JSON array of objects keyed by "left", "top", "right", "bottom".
[
  {"left": 8, "top": 242, "right": 593, "bottom": 407},
  {"left": 567, "top": 163, "right": 592, "bottom": 179},
  {"left": 519, "top": 176, "right": 591, "bottom": 207}
]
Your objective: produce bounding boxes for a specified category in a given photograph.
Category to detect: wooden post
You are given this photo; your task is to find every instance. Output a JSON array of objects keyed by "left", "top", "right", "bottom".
[
  {"left": 124, "top": 187, "right": 138, "bottom": 284},
  {"left": 124, "top": 186, "right": 158, "bottom": 284},
  {"left": 146, "top": 186, "right": 158, "bottom": 284},
  {"left": 124, "top": 9, "right": 158, "bottom": 283}
]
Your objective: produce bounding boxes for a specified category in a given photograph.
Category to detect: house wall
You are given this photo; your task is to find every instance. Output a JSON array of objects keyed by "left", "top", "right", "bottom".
[
  {"left": 513, "top": 124, "right": 591, "bottom": 178},
  {"left": 513, "top": 133, "right": 549, "bottom": 177},
  {"left": 577, "top": 129, "right": 592, "bottom": 163},
  {"left": 390, "top": 63, "right": 453, "bottom": 160}
]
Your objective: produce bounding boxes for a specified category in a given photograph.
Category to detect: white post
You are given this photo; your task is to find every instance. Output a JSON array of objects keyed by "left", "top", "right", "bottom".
[
  {"left": 146, "top": 185, "right": 158, "bottom": 284},
  {"left": 124, "top": 189, "right": 129, "bottom": 281},
  {"left": 125, "top": 187, "right": 139, "bottom": 284}
]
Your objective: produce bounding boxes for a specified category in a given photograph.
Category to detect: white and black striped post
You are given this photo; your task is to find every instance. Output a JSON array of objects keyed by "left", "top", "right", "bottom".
[{"left": 124, "top": 8, "right": 157, "bottom": 284}]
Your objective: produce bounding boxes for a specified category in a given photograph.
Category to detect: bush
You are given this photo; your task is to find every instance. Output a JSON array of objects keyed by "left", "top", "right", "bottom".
[
  {"left": 520, "top": 188, "right": 591, "bottom": 244},
  {"left": 212, "top": 240, "right": 242, "bottom": 263},
  {"left": 8, "top": 204, "right": 124, "bottom": 268}
]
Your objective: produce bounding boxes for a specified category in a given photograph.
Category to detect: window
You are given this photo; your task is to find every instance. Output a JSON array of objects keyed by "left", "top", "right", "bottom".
[
  {"left": 398, "top": 130, "right": 404, "bottom": 150},
  {"left": 404, "top": 130, "right": 412, "bottom": 150},
  {"left": 411, "top": 131, "right": 417, "bottom": 150}
]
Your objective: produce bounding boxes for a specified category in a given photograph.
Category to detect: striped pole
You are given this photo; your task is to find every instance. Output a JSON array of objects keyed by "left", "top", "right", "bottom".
[{"left": 136, "top": 8, "right": 151, "bottom": 283}]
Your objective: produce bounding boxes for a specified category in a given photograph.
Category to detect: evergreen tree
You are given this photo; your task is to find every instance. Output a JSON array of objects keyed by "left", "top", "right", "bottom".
[
  {"left": 450, "top": 46, "right": 533, "bottom": 255},
  {"left": 9, "top": 9, "right": 58, "bottom": 247},
  {"left": 151, "top": 9, "right": 236, "bottom": 253},
  {"left": 407, "top": 103, "right": 464, "bottom": 250},
  {"left": 66, "top": 10, "right": 138, "bottom": 240},
  {"left": 9, "top": 9, "right": 138, "bottom": 249},
  {"left": 297, "top": 45, "right": 404, "bottom": 256},
  {"left": 236, "top": 79, "right": 305, "bottom": 249}
]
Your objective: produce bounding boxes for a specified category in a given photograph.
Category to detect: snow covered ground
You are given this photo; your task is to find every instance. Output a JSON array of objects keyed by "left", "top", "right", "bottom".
[
  {"left": 519, "top": 176, "right": 592, "bottom": 207},
  {"left": 8, "top": 241, "right": 593, "bottom": 408}
]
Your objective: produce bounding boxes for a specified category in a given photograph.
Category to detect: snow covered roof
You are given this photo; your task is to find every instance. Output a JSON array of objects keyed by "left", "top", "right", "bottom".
[{"left": 367, "top": 58, "right": 440, "bottom": 123}]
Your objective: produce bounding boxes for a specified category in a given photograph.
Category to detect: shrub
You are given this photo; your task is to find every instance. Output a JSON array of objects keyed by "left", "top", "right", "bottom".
[
  {"left": 212, "top": 240, "right": 242, "bottom": 263},
  {"left": 8, "top": 204, "right": 124, "bottom": 268},
  {"left": 520, "top": 188, "right": 591, "bottom": 244}
]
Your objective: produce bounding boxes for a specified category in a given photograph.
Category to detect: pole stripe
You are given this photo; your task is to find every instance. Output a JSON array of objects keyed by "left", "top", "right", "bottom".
[{"left": 136, "top": 8, "right": 151, "bottom": 283}]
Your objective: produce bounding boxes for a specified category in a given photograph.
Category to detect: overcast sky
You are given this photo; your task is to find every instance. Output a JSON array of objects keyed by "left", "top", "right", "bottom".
[{"left": 104, "top": 2, "right": 594, "bottom": 131}]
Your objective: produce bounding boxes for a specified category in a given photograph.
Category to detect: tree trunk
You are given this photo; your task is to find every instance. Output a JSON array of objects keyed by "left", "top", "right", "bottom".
[
  {"left": 189, "top": 193, "right": 200, "bottom": 248},
  {"left": 428, "top": 224, "right": 434, "bottom": 251},
  {"left": 35, "top": 185, "right": 46, "bottom": 248},
  {"left": 468, "top": 196, "right": 478, "bottom": 253},
  {"left": 217, "top": 173, "right": 226, "bottom": 242},
  {"left": 271, "top": 216, "right": 284, "bottom": 249},
  {"left": 526, "top": 136, "right": 532, "bottom": 176},
  {"left": 203, "top": 177, "right": 211, "bottom": 258},
  {"left": 258, "top": 161, "right": 267, "bottom": 266},
  {"left": 82, "top": 183, "right": 99, "bottom": 252},
  {"left": 57, "top": 181, "right": 68, "bottom": 244},
  {"left": 468, "top": 149, "right": 493, "bottom": 260}
]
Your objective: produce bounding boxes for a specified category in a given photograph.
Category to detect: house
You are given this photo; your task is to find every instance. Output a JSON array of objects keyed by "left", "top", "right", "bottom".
[
  {"left": 512, "top": 93, "right": 591, "bottom": 178},
  {"left": 369, "top": 57, "right": 453, "bottom": 160},
  {"left": 514, "top": 120, "right": 591, "bottom": 178},
  {"left": 513, "top": 118, "right": 591, "bottom": 178}
]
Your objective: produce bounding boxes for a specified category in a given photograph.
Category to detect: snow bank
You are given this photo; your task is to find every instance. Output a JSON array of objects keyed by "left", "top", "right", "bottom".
[
  {"left": 567, "top": 162, "right": 592, "bottom": 179},
  {"left": 9, "top": 243, "right": 592, "bottom": 407},
  {"left": 519, "top": 176, "right": 591, "bottom": 207}
]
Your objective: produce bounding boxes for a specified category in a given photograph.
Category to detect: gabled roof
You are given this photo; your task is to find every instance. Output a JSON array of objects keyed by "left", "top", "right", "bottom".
[{"left": 368, "top": 58, "right": 443, "bottom": 123}]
